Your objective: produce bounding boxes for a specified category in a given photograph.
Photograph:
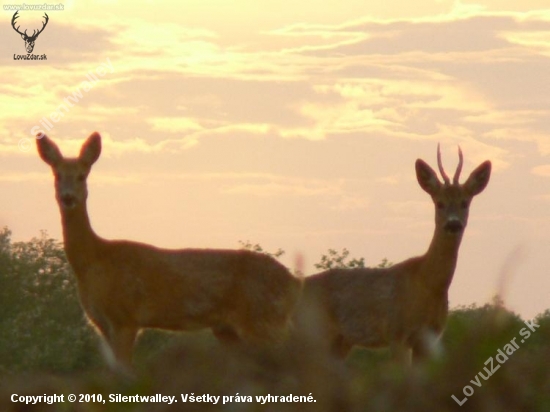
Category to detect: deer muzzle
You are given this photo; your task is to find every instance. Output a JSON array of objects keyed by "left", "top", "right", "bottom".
[
  {"left": 60, "top": 194, "right": 78, "bottom": 209},
  {"left": 444, "top": 218, "right": 464, "bottom": 234}
]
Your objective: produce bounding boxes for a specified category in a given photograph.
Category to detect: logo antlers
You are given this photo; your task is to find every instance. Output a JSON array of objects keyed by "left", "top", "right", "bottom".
[{"left": 11, "top": 11, "right": 49, "bottom": 54}]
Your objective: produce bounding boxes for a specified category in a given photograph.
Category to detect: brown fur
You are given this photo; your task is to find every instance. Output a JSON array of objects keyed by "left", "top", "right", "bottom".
[
  {"left": 37, "top": 132, "right": 302, "bottom": 370},
  {"left": 299, "top": 147, "right": 491, "bottom": 363}
]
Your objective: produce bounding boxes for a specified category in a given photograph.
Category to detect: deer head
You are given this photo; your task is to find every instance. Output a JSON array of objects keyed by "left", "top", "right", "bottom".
[
  {"left": 416, "top": 145, "right": 491, "bottom": 235},
  {"left": 12, "top": 11, "right": 49, "bottom": 54},
  {"left": 36, "top": 133, "right": 102, "bottom": 211}
]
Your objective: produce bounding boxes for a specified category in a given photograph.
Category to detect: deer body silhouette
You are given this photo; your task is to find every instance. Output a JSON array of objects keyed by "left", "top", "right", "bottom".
[
  {"left": 37, "top": 132, "right": 301, "bottom": 371},
  {"left": 11, "top": 11, "right": 49, "bottom": 53},
  {"left": 299, "top": 146, "right": 491, "bottom": 363}
]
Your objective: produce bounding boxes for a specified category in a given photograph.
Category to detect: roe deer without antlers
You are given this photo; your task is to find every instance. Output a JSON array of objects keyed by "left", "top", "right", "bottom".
[
  {"left": 37, "top": 132, "right": 301, "bottom": 371},
  {"left": 299, "top": 145, "right": 491, "bottom": 364}
]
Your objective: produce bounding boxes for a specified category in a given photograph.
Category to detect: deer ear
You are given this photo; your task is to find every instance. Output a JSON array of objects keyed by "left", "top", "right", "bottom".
[
  {"left": 36, "top": 135, "right": 62, "bottom": 166},
  {"left": 79, "top": 132, "right": 102, "bottom": 166},
  {"left": 464, "top": 160, "right": 491, "bottom": 196},
  {"left": 416, "top": 159, "right": 441, "bottom": 195}
]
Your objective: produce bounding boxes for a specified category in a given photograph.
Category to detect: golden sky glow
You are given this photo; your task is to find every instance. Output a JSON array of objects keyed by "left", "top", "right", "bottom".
[{"left": 1, "top": 0, "right": 549, "bottom": 318}]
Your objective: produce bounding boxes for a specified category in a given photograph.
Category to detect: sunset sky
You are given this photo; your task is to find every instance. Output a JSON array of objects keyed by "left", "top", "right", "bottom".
[{"left": 1, "top": 0, "right": 549, "bottom": 319}]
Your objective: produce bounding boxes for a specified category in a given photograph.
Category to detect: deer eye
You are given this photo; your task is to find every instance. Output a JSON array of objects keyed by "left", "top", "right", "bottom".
[
  {"left": 77, "top": 174, "right": 85, "bottom": 182},
  {"left": 461, "top": 200, "right": 468, "bottom": 209},
  {"left": 436, "top": 201, "right": 445, "bottom": 210}
]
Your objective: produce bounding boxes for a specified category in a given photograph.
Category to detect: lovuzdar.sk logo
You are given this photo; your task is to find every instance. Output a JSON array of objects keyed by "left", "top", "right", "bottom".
[{"left": 11, "top": 11, "right": 48, "bottom": 61}]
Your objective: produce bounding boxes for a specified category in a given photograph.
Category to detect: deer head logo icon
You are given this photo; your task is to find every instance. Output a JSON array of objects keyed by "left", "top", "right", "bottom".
[{"left": 11, "top": 11, "right": 49, "bottom": 54}]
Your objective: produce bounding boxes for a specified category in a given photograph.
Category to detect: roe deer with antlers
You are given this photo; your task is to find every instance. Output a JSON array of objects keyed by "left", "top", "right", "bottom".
[
  {"left": 37, "top": 132, "right": 301, "bottom": 371},
  {"left": 299, "top": 145, "right": 491, "bottom": 363}
]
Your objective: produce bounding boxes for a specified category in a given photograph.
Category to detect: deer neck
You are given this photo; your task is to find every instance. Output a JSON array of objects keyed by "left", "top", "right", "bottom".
[
  {"left": 421, "top": 226, "right": 464, "bottom": 293},
  {"left": 59, "top": 202, "right": 100, "bottom": 274}
]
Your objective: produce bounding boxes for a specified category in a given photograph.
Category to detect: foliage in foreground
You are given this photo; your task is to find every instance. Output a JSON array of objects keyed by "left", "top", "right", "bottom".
[{"left": 0, "top": 228, "right": 549, "bottom": 411}]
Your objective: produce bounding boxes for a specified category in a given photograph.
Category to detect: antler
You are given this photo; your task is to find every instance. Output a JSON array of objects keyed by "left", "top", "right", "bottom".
[
  {"left": 11, "top": 11, "right": 49, "bottom": 40},
  {"left": 453, "top": 146, "right": 463, "bottom": 185},
  {"left": 437, "top": 143, "right": 451, "bottom": 185},
  {"left": 11, "top": 11, "right": 25, "bottom": 36},
  {"left": 33, "top": 13, "right": 49, "bottom": 39}
]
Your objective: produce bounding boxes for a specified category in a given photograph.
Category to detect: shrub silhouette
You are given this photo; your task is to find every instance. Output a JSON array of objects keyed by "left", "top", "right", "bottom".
[{"left": 1, "top": 228, "right": 549, "bottom": 411}]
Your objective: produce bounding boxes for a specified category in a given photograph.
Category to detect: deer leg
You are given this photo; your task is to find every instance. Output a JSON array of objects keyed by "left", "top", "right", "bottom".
[
  {"left": 103, "top": 325, "right": 138, "bottom": 372},
  {"left": 412, "top": 330, "right": 442, "bottom": 363}
]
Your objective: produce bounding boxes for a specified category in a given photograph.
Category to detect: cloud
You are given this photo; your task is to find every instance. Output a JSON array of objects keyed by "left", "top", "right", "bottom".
[
  {"left": 376, "top": 175, "right": 402, "bottom": 185},
  {"left": 148, "top": 117, "right": 204, "bottom": 133},
  {"left": 217, "top": 174, "right": 371, "bottom": 211},
  {"left": 0, "top": 172, "right": 48, "bottom": 182},
  {"left": 218, "top": 175, "right": 342, "bottom": 197},
  {"left": 532, "top": 164, "right": 550, "bottom": 177},
  {"left": 2, "top": 3, "right": 550, "bottom": 168},
  {"left": 330, "top": 194, "right": 370, "bottom": 211},
  {"left": 0, "top": 133, "right": 197, "bottom": 158},
  {"left": 385, "top": 200, "right": 430, "bottom": 215}
]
